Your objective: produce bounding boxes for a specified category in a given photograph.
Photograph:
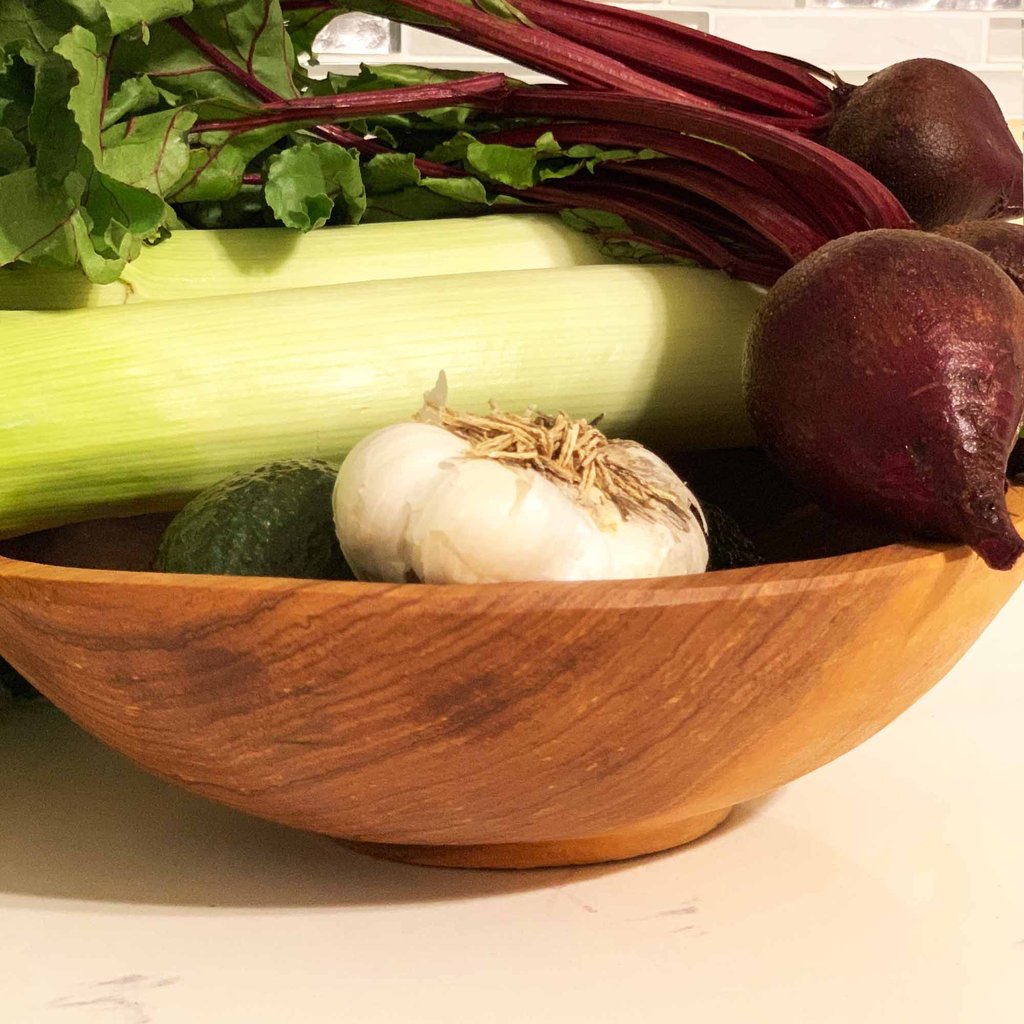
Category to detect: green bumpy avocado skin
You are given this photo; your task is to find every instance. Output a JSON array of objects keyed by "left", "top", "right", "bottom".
[{"left": 154, "top": 459, "right": 354, "bottom": 581}]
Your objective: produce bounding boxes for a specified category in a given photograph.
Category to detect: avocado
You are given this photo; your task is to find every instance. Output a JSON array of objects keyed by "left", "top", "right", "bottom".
[
  {"left": 154, "top": 459, "right": 354, "bottom": 580},
  {"left": 702, "top": 502, "right": 764, "bottom": 572}
]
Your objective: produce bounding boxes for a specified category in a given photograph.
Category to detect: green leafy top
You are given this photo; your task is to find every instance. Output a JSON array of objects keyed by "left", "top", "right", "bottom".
[
  {"left": 0, "top": 0, "right": 681, "bottom": 281},
  {"left": 0, "top": 1, "right": 316, "bottom": 279}
]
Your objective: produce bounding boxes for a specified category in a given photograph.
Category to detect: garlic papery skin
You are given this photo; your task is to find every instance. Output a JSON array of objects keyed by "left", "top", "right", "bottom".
[
  {"left": 333, "top": 421, "right": 470, "bottom": 582},
  {"left": 333, "top": 385, "right": 709, "bottom": 584}
]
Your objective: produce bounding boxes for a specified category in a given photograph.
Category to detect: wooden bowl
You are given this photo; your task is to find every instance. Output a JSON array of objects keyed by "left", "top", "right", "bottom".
[{"left": 1, "top": 487, "right": 1022, "bottom": 870}]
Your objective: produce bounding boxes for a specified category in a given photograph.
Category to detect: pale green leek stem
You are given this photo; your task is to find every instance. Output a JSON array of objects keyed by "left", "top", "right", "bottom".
[
  {"left": 0, "top": 262, "right": 762, "bottom": 538},
  {"left": 0, "top": 216, "right": 612, "bottom": 311}
]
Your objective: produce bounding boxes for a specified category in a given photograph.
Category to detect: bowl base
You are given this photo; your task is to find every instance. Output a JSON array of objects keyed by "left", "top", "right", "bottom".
[{"left": 340, "top": 806, "right": 733, "bottom": 870}]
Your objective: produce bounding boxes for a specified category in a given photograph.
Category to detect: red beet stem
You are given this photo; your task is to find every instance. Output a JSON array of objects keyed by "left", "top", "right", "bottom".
[
  {"left": 168, "top": 15, "right": 378, "bottom": 154},
  {"left": 512, "top": 0, "right": 825, "bottom": 121},
  {"left": 604, "top": 160, "right": 828, "bottom": 261},
  {"left": 526, "top": 179, "right": 785, "bottom": 285},
  {"left": 168, "top": 17, "right": 281, "bottom": 102},
  {"left": 374, "top": 0, "right": 832, "bottom": 114},
  {"left": 589, "top": 170, "right": 785, "bottom": 253},
  {"left": 259, "top": 74, "right": 507, "bottom": 110},
  {"left": 517, "top": 0, "right": 831, "bottom": 104},
  {"left": 480, "top": 121, "right": 838, "bottom": 237},
  {"left": 284, "top": 0, "right": 830, "bottom": 116},
  {"left": 171, "top": 7, "right": 840, "bottom": 260},
  {"left": 168, "top": 15, "right": 465, "bottom": 176},
  {"left": 602, "top": 177, "right": 795, "bottom": 276},
  {"left": 287, "top": 2, "right": 1019, "bottom": 232},
  {"left": 190, "top": 74, "right": 509, "bottom": 134},
  {"left": 502, "top": 88, "right": 914, "bottom": 231},
  {"left": 526, "top": 181, "right": 736, "bottom": 268},
  {"left": 351, "top": 0, "right": 711, "bottom": 104}
]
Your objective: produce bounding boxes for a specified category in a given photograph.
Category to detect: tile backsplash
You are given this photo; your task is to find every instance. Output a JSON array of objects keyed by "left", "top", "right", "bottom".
[{"left": 311, "top": 7, "right": 1024, "bottom": 119}]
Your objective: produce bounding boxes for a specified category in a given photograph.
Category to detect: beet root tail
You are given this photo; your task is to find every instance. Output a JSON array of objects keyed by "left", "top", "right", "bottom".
[{"left": 964, "top": 512, "right": 1024, "bottom": 571}]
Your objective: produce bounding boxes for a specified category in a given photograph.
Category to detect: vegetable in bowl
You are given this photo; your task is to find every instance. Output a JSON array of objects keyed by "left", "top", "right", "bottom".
[
  {"left": 1, "top": 1, "right": 1022, "bottom": 578},
  {"left": 744, "top": 230, "right": 1024, "bottom": 570},
  {"left": 0, "top": 259, "right": 764, "bottom": 541},
  {"left": 154, "top": 459, "right": 354, "bottom": 580},
  {"left": 333, "top": 375, "right": 710, "bottom": 584}
]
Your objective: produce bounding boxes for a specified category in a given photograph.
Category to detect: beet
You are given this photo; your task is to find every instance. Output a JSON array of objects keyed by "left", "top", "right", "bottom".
[
  {"left": 368, "top": 4, "right": 1023, "bottom": 234},
  {"left": 825, "top": 60, "right": 1023, "bottom": 231},
  {"left": 935, "top": 220, "right": 1024, "bottom": 292},
  {"left": 744, "top": 229, "right": 1024, "bottom": 570}
]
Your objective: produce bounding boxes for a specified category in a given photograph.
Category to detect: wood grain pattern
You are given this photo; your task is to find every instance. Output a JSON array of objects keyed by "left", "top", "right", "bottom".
[{"left": 1, "top": 488, "right": 1021, "bottom": 869}]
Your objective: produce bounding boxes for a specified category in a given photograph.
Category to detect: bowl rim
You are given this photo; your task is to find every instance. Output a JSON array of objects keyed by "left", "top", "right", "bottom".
[
  {"left": 0, "top": 528, "right": 984, "bottom": 608},
  {"left": 1, "top": 485, "right": 1020, "bottom": 610}
]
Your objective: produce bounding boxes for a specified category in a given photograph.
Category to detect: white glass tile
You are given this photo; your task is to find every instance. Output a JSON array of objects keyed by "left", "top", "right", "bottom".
[
  {"left": 645, "top": 10, "right": 712, "bottom": 28},
  {"left": 987, "top": 17, "right": 1024, "bottom": 60},
  {"left": 712, "top": 12, "right": 987, "bottom": 65},
  {"left": 806, "top": 1, "right": 1020, "bottom": 10},
  {"left": 402, "top": 28, "right": 501, "bottom": 59},
  {"left": 673, "top": 0, "right": 800, "bottom": 7}
]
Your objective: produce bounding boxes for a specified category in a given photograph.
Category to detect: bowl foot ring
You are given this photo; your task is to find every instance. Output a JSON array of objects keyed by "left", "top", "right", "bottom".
[{"left": 340, "top": 805, "right": 733, "bottom": 870}]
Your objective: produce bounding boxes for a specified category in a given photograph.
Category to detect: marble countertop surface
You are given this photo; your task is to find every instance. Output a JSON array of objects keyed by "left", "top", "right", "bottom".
[{"left": 2, "top": 584, "right": 1022, "bottom": 1023}]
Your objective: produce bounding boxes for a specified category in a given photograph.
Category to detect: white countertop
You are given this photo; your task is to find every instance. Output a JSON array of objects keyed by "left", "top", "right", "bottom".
[{"left": 2, "top": 584, "right": 1022, "bottom": 1024}]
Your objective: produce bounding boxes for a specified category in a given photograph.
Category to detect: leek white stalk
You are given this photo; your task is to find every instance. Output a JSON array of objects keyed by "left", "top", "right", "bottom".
[
  {"left": 0, "top": 261, "right": 762, "bottom": 539},
  {"left": 0, "top": 215, "right": 611, "bottom": 310},
  {"left": 333, "top": 376, "right": 709, "bottom": 583}
]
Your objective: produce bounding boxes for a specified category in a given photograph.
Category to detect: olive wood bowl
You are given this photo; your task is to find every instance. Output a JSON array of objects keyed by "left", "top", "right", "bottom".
[{"left": 1, "top": 486, "right": 1021, "bottom": 870}]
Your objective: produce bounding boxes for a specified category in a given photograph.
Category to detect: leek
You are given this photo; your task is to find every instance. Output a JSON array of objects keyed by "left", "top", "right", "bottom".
[
  {"left": 0, "top": 215, "right": 611, "bottom": 311},
  {"left": 0, "top": 263, "right": 762, "bottom": 539}
]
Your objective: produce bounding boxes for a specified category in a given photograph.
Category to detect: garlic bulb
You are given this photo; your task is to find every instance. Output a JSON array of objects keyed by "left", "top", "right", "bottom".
[{"left": 333, "top": 376, "right": 709, "bottom": 584}]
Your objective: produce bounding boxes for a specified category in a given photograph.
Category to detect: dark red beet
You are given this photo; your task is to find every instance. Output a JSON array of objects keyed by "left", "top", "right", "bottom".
[
  {"left": 744, "top": 229, "right": 1024, "bottom": 570},
  {"left": 935, "top": 220, "right": 1024, "bottom": 292},
  {"left": 826, "top": 60, "right": 1023, "bottom": 230}
]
